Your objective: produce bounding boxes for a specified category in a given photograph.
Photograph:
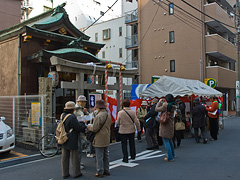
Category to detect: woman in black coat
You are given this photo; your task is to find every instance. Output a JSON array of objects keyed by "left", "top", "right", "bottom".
[{"left": 192, "top": 98, "right": 208, "bottom": 144}]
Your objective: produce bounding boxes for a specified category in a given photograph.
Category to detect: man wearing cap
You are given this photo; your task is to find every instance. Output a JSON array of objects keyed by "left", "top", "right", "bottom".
[
  {"left": 61, "top": 101, "right": 86, "bottom": 179},
  {"left": 136, "top": 101, "right": 148, "bottom": 142},
  {"left": 192, "top": 98, "right": 208, "bottom": 144},
  {"left": 74, "top": 95, "right": 89, "bottom": 170},
  {"left": 206, "top": 95, "right": 219, "bottom": 141},
  {"left": 75, "top": 95, "right": 89, "bottom": 117}
]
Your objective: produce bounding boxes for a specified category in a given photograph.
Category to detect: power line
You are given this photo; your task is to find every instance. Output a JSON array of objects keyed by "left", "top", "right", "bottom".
[
  {"left": 83, "top": 0, "right": 119, "bottom": 32},
  {"left": 152, "top": 0, "right": 234, "bottom": 52}
]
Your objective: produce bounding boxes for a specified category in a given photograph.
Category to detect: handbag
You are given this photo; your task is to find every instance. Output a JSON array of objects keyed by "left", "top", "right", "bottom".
[
  {"left": 86, "top": 114, "right": 108, "bottom": 143},
  {"left": 175, "top": 121, "right": 186, "bottom": 131},
  {"left": 159, "top": 111, "right": 170, "bottom": 124},
  {"left": 86, "top": 131, "right": 96, "bottom": 143},
  {"left": 143, "top": 117, "right": 156, "bottom": 128}
]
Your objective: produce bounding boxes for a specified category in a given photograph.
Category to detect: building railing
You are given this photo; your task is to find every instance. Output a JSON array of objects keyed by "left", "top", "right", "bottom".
[
  {"left": 206, "top": 66, "right": 236, "bottom": 88},
  {"left": 125, "top": 34, "right": 138, "bottom": 49},
  {"left": 126, "top": 60, "right": 138, "bottom": 68},
  {"left": 205, "top": 34, "right": 236, "bottom": 61},
  {"left": 204, "top": 2, "right": 235, "bottom": 34},
  {"left": 125, "top": 9, "right": 138, "bottom": 24}
]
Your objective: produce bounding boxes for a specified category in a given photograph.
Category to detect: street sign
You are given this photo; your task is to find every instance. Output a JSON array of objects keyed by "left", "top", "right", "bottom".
[
  {"left": 151, "top": 76, "right": 160, "bottom": 84},
  {"left": 205, "top": 78, "right": 217, "bottom": 88},
  {"left": 48, "top": 71, "right": 59, "bottom": 88}
]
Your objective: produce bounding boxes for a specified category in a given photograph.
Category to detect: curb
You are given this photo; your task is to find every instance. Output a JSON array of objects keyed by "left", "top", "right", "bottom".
[{"left": 0, "top": 153, "right": 43, "bottom": 169}]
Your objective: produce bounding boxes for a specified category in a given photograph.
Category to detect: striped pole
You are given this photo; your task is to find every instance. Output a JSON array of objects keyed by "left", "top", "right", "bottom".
[
  {"left": 119, "top": 69, "right": 122, "bottom": 109},
  {"left": 105, "top": 66, "right": 108, "bottom": 106}
]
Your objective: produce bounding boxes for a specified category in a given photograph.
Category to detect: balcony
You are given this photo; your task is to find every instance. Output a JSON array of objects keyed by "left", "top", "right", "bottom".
[
  {"left": 204, "top": 2, "right": 235, "bottom": 36},
  {"left": 125, "top": 9, "right": 138, "bottom": 25},
  {"left": 125, "top": 34, "right": 138, "bottom": 49},
  {"left": 205, "top": 34, "right": 236, "bottom": 62},
  {"left": 206, "top": 66, "right": 236, "bottom": 88},
  {"left": 126, "top": 60, "right": 138, "bottom": 69}
]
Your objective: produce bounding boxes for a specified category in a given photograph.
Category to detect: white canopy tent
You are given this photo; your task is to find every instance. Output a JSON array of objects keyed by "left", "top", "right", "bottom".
[{"left": 140, "top": 76, "right": 222, "bottom": 98}]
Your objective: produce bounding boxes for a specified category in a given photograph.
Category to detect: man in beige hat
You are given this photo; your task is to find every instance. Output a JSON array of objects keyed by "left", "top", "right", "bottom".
[
  {"left": 75, "top": 95, "right": 89, "bottom": 116},
  {"left": 136, "top": 101, "right": 148, "bottom": 142},
  {"left": 61, "top": 101, "right": 86, "bottom": 179},
  {"left": 74, "top": 95, "right": 89, "bottom": 170}
]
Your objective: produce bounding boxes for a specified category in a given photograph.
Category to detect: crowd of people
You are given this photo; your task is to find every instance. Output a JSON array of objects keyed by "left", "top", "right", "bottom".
[{"left": 59, "top": 94, "right": 221, "bottom": 179}]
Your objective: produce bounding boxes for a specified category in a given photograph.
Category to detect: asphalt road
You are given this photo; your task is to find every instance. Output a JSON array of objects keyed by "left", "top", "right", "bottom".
[{"left": 0, "top": 116, "right": 239, "bottom": 180}]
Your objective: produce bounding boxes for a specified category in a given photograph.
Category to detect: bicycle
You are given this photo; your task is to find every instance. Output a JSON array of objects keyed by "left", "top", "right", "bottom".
[{"left": 38, "top": 119, "right": 61, "bottom": 158}]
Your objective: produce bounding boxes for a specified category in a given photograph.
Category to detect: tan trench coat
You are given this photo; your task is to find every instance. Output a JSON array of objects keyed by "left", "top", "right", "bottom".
[
  {"left": 116, "top": 107, "right": 140, "bottom": 134},
  {"left": 87, "top": 110, "right": 112, "bottom": 147}
]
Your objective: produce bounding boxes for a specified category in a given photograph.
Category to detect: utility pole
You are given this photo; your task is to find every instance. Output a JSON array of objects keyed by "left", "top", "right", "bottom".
[{"left": 236, "top": 0, "right": 240, "bottom": 116}]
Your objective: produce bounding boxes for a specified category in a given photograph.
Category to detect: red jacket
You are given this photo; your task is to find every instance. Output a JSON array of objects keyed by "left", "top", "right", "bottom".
[{"left": 206, "top": 101, "right": 219, "bottom": 118}]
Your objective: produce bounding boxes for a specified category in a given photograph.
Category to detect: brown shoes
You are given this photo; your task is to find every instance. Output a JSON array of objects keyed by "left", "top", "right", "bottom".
[
  {"left": 164, "top": 157, "right": 174, "bottom": 162},
  {"left": 94, "top": 173, "right": 104, "bottom": 178}
]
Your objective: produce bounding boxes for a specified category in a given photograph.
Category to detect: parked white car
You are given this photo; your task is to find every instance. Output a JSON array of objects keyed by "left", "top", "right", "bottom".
[{"left": 0, "top": 117, "right": 15, "bottom": 153}]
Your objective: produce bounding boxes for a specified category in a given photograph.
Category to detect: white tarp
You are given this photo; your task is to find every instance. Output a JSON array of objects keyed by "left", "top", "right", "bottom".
[{"left": 140, "top": 76, "right": 222, "bottom": 98}]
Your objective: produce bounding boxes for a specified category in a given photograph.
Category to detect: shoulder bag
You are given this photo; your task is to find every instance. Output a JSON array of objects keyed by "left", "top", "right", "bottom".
[
  {"left": 159, "top": 111, "right": 170, "bottom": 124},
  {"left": 123, "top": 109, "right": 135, "bottom": 123},
  {"left": 87, "top": 114, "right": 108, "bottom": 143},
  {"left": 175, "top": 120, "right": 186, "bottom": 131}
]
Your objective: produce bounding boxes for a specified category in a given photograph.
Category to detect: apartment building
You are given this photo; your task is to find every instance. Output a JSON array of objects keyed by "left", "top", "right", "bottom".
[
  {"left": 0, "top": 0, "right": 21, "bottom": 30},
  {"left": 85, "top": 0, "right": 138, "bottom": 99},
  {"left": 138, "top": 0, "right": 236, "bottom": 110}
]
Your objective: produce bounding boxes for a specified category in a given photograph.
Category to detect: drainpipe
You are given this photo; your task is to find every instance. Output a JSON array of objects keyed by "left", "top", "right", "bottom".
[
  {"left": 137, "top": 1, "right": 141, "bottom": 83},
  {"left": 200, "top": 0, "right": 204, "bottom": 82},
  {"left": 18, "top": 35, "right": 21, "bottom": 96}
]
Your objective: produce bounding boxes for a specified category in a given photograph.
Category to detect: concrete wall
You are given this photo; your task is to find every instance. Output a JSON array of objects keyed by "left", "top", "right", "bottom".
[
  {"left": 0, "top": 37, "right": 19, "bottom": 96},
  {"left": 0, "top": 0, "right": 21, "bottom": 30}
]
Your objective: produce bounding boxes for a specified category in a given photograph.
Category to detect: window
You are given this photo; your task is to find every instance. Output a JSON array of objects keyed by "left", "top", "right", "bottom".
[
  {"left": 119, "top": 26, "right": 122, "bottom": 36},
  {"left": 169, "top": 3, "right": 174, "bottom": 15},
  {"left": 170, "top": 60, "right": 175, "bottom": 72},
  {"left": 103, "top": 29, "right": 111, "bottom": 40},
  {"left": 95, "top": 33, "right": 98, "bottom": 42},
  {"left": 169, "top": 31, "right": 175, "bottom": 43},
  {"left": 102, "top": 51, "right": 105, "bottom": 59},
  {"left": 119, "top": 48, "right": 123, "bottom": 58}
]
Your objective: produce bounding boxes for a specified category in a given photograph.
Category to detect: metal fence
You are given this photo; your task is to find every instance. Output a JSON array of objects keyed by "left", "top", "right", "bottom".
[{"left": 0, "top": 95, "right": 52, "bottom": 148}]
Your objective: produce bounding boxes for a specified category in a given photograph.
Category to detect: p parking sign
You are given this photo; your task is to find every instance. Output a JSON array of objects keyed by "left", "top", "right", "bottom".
[{"left": 205, "top": 78, "right": 217, "bottom": 88}]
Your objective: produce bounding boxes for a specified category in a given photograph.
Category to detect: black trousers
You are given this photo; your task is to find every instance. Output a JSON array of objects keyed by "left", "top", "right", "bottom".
[
  {"left": 120, "top": 133, "right": 136, "bottom": 162},
  {"left": 137, "top": 121, "right": 144, "bottom": 140},
  {"left": 209, "top": 117, "right": 218, "bottom": 140}
]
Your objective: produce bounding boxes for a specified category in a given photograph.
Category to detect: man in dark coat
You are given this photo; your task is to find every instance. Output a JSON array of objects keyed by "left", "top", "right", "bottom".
[
  {"left": 61, "top": 101, "right": 86, "bottom": 179},
  {"left": 192, "top": 98, "right": 208, "bottom": 144},
  {"left": 144, "top": 98, "right": 159, "bottom": 150}
]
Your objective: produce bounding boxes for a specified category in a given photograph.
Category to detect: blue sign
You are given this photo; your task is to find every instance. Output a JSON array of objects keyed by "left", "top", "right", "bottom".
[
  {"left": 90, "top": 95, "right": 95, "bottom": 107},
  {"left": 131, "top": 84, "right": 151, "bottom": 100}
]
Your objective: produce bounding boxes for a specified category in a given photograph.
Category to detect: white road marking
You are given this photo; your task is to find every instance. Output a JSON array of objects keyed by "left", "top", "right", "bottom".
[{"left": 110, "top": 150, "right": 166, "bottom": 169}]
